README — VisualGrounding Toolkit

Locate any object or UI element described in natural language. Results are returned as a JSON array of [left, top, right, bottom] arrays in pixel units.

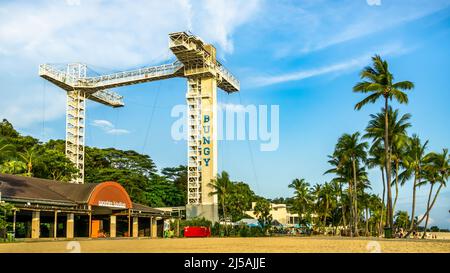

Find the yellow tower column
[[199, 76, 219, 222]]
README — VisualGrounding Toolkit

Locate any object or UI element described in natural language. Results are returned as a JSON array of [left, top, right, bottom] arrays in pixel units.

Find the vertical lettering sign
[[203, 115, 211, 167]]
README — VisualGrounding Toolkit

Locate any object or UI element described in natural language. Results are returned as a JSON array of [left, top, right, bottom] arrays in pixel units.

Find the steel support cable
[[140, 80, 162, 154], [140, 47, 172, 154], [238, 92, 260, 194], [42, 79, 47, 140]]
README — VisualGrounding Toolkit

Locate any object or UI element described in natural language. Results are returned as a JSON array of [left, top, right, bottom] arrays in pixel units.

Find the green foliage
[[226, 182, 256, 221], [253, 199, 272, 234], [394, 210, 410, 229], [0, 160, 27, 175], [179, 217, 212, 229], [0, 202, 14, 233]]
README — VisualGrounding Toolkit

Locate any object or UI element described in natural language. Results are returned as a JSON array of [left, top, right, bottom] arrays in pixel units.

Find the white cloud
[[251, 42, 412, 87], [0, 84, 66, 128], [92, 119, 129, 135], [0, 0, 260, 68], [264, 0, 450, 58], [0, 0, 260, 131], [92, 120, 113, 128], [418, 214, 434, 225]]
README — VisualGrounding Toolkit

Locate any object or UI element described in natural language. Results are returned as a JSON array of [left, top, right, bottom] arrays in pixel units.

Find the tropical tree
[[253, 199, 273, 235], [366, 143, 386, 235], [399, 134, 428, 231], [404, 149, 449, 238], [364, 107, 411, 218], [421, 149, 449, 238], [0, 160, 27, 174], [0, 137, 15, 162], [226, 182, 256, 221], [208, 171, 233, 234], [0, 202, 15, 241], [335, 132, 368, 236], [315, 182, 336, 232], [18, 145, 38, 176], [394, 210, 410, 230], [288, 178, 313, 224], [325, 154, 349, 229], [354, 54, 414, 231]]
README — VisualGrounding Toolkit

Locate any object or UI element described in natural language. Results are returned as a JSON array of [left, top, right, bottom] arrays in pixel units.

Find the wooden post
[[132, 216, 139, 238], [110, 215, 116, 238], [176, 218, 180, 237], [127, 209, 131, 237], [66, 213, 74, 239], [53, 211, 58, 239], [31, 211, 40, 239], [88, 212, 92, 238], [12, 210, 16, 238]]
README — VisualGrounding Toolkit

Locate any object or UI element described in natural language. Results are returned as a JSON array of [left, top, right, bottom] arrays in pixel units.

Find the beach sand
[[1, 234, 450, 253]]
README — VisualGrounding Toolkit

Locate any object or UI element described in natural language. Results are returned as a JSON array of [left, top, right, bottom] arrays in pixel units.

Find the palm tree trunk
[[409, 171, 418, 232], [339, 183, 347, 229], [379, 166, 386, 235], [222, 197, 227, 236], [365, 207, 369, 236], [323, 201, 328, 233], [422, 183, 434, 239], [352, 159, 359, 237], [384, 97, 393, 230], [405, 183, 443, 238], [379, 167, 386, 236], [393, 160, 399, 214], [348, 184, 353, 237]]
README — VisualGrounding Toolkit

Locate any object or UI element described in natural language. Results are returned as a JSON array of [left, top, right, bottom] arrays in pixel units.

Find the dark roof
[[0, 174, 97, 206], [132, 202, 166, 215], [0, 174, 168, 214]]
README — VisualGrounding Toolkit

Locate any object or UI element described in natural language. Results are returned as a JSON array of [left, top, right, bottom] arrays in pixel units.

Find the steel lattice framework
[[39, 32, 239, 221]]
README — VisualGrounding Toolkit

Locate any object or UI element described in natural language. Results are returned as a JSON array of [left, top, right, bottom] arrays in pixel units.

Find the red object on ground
[[184, 226, 211, 237]]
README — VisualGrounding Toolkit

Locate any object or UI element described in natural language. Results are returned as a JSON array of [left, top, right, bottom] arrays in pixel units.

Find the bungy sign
[[98, 200, 127, 209], [203, 114, 211, 167]]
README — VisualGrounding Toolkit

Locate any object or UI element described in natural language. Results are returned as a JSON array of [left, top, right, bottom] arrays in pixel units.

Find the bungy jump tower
[[39, 32, 240, 222]]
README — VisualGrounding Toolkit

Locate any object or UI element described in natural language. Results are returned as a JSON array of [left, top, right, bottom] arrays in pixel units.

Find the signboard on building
[[98, 200, 126, 209]]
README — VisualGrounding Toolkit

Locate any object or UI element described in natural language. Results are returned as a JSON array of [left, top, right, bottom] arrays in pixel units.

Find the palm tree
[[364, 107, 411, 222], [316, 182, 335, 233], [354, 55, 414, 231], [394, 211, 410, 230], [0, 137, 15, 161], [288, 178, 312, 224], [360, 192, 372, 236], [391, 136, 409, 213], [325, 154, 349, 229], [335, 132, 368, 236], [404, 149, 449, 238], [366, 144, 386, 235], [421, 149, 449, 238], [208, 171, 232, 234], [399, 134, 428, 232], [18, 146, 38, 176]]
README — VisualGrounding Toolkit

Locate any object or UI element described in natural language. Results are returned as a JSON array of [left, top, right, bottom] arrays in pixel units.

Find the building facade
[[245, 202, 300, 227], [0, 174, 171, 239]]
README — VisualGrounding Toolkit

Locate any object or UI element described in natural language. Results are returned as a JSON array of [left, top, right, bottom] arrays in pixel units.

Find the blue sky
[[0, 0, 449, 228]]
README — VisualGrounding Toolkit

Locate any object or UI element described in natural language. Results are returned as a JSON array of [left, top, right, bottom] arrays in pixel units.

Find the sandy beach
[[1, 235, 449, 253]]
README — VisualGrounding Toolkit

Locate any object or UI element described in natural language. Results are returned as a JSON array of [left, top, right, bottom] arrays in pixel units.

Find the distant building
[[245, 202, 299, 227]]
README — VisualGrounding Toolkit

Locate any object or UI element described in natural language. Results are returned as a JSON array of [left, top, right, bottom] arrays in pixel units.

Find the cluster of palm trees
[[288, 55, 449, 238]]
